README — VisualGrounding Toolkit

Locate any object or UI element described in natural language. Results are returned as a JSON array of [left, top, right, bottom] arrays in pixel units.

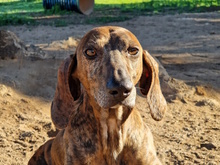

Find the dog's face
[[75, 27, 143, 109], [51, 26, 167, 129]]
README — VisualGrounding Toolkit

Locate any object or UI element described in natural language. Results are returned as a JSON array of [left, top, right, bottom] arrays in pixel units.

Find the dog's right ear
[[51, 54, 81, 129]]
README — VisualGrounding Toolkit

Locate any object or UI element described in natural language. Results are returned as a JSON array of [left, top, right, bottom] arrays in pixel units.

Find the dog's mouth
[[109, 100, 135, 109], [95, 86, 136, 109]]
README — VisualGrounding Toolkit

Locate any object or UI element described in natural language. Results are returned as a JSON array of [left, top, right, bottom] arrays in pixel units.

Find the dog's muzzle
[[107, 77, 133, 102]]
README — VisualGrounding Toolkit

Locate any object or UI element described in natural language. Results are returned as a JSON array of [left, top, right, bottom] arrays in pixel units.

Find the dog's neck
[[83, 92, 132, 161], [98, 106, 132, 162]]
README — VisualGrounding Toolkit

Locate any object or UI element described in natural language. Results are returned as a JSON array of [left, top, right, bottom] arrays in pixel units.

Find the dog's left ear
[[51, 54, 81, 129], [139, 50, 167, 121]]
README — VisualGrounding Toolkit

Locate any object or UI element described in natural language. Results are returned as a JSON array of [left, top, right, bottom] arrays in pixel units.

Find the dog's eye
[[85, 49, 97, 57], [127, 47, 139, 55]]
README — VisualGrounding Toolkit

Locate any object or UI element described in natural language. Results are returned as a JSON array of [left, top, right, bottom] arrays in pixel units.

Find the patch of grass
[[90, 0, 220, 24], [0, 0, 71, 25], [0, 0, 220, 26], [0, 13, 35, 25], [0, 0, 42, 25], [54, 19, 68, 27], [95, 0, 220, 14], [44, 4, 72, 15]]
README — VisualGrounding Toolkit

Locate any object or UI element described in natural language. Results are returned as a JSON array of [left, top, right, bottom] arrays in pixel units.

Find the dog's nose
[[107, 80, 133, 100]]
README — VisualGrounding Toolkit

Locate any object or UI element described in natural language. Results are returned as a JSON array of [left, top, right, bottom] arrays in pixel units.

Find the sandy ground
[[0, 12, 220, 164]]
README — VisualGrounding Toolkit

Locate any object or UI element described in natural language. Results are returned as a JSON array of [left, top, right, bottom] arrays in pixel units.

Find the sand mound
[[0, 12, 220, 164]]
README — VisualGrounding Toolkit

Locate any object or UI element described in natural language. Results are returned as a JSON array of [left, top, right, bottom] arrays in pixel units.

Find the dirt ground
[[0, 12, 220, 165]]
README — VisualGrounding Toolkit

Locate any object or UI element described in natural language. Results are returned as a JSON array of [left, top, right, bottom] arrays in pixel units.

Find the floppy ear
[[51, 54, 81, 129], [139, 50, 167, 121]]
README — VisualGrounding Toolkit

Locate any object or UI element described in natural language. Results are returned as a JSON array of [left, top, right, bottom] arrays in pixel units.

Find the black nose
[[107, 79, 133, 100]]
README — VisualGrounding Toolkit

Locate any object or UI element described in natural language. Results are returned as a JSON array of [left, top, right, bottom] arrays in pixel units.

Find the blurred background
[[1, 0, 220, 26]]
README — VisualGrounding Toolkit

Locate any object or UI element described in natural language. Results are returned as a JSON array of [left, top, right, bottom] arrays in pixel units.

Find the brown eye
[[127, 47, 139, 55], [85, 49, 97, 57]]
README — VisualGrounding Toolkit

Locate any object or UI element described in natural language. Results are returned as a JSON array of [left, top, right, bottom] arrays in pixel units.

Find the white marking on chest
[[100, 106, 124, 160]]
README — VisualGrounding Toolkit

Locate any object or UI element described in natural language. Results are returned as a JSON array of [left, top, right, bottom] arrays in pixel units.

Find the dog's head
[[51, 26, 167, 129]]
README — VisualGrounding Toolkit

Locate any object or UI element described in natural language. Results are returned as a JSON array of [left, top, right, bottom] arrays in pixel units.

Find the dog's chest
[[65, 109, 138, 165]]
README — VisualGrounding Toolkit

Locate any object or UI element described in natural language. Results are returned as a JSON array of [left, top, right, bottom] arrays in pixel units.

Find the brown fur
[[28, 26, 167, 165]]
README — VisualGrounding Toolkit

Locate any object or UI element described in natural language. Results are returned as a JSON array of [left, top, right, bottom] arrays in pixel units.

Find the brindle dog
[[28, 26, 167, 165]]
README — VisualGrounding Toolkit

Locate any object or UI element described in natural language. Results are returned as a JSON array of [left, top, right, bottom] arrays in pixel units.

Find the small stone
[[21, 98, 28, 103], [200, 143, 216, 150], [195, 101, 206, 106], [0, 30, 25, 59], [195, 86, 206, 96]]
